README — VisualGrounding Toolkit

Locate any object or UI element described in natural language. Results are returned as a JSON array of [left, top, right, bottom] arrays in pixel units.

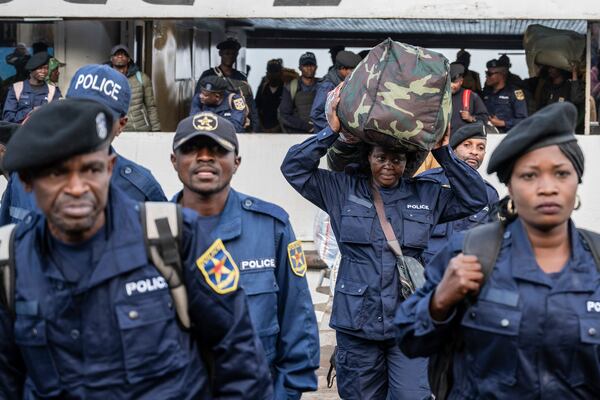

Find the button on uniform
[[128, 310, 139, 320]]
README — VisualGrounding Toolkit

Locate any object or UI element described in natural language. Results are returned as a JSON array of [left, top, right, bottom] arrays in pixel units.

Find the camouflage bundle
[[337, 38, 451, 155]]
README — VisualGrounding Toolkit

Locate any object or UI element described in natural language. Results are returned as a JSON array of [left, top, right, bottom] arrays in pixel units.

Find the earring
[[574, 195, 581, 210], [507, 198, 517, 216]]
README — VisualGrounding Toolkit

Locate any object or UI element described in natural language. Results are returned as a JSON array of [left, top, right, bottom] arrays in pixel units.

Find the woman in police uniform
[[281, 91, 488, 399], [396, 101, 600, 398]]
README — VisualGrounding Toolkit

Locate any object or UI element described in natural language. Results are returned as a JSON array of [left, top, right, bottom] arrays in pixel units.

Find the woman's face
[[368, 146, 407, 188], [508, 145, 578, 231]]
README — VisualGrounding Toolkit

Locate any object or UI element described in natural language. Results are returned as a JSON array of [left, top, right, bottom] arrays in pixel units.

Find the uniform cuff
[[414, 290, 456, 335], [316, 126, 338, 143]]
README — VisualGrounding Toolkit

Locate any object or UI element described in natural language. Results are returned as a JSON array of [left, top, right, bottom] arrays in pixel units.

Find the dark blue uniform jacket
[[190, 93, 246, 133], [280, 128, 487, 340], [0, 149, 166, 226], [482, 85, 528, 132], [309, 70, 342, 132], [419, 167, 499, 265], [2, 80, 62, 123], [396, 218, 600, 399], [173, 189, 319, 399], [0, 187, 273, 399]]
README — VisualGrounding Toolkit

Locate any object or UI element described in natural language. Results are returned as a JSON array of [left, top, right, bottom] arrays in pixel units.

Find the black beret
[[3, 99, 114, 173], [0, 121, 19, 145], [25, 52, 50, 71], [217, 38, 241, 51], [200, 76, 228, 92], [449, 122, 487, 149], [486, 59, 503, 69], [487, 102, 579, 183], [173, 112, 238, 154], [450, 62, 465, 81], [335, 51, 362, 68]]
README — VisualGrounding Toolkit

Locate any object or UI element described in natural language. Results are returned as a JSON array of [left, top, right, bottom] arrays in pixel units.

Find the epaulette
[[240, 195, 289, 223]]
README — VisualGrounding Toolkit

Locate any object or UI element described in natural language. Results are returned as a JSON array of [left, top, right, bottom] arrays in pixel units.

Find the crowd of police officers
[[0, 36, 598, 400]]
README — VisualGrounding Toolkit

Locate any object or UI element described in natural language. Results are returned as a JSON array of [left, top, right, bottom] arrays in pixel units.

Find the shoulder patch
[[196, 239, 239, 294], [233, 97, 246, 111], [287, 240, 307, 277], [514, 89, 525, 101], [241, 195, 289, 223]]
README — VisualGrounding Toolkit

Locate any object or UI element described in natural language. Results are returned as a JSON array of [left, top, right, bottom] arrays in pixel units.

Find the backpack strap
[[140, 202, 190, 329], [462, 220, 505, 283], [12, 81, 24, 102], [0, 224, 17, 317], [578, 229, 600, 272], [461, 89, 472, 111], [290, 79, 299, 101], [135, 71, 143, 86], [47, 84, 56, 103]]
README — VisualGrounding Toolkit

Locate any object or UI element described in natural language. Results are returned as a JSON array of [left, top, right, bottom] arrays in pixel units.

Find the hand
[[325, 83, 344, 133], [429, 254, 484, 321], [489, 115, 505, 128], [459, 110, 475, 123], [571, 65, 579, 81]]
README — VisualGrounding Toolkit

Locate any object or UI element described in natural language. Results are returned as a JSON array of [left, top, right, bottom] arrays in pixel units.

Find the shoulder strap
[[0, 224, 17, 317], [370, 182, 402, 257], [463, 221, 504, 283], [13, 81, 23, 102], [140, 202, 190, 329], [47, 84, 56, 103], [290, 79, 299, 100], [135, 71, 143, 86], [461, 89, 472, 111], [578, 229, 600, 271]]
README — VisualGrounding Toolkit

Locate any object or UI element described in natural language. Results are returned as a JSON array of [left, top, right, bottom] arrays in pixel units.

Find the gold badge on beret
[[193, 113, 218, 131]]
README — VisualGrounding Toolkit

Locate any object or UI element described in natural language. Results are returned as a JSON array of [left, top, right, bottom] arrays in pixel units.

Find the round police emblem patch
[[193, 113, 218, 131], [95, 112, 108, 139]]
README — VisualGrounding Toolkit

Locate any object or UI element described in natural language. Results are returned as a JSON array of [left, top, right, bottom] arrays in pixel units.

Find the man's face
[[23, 148, 115, 243], [300, 64, 317, 79], [453, 138, 487, 170], [339, 67, 355, 79], [49, 68, 60, 83], [199, 90, 223, 106], [219, 49, 238, 68], [485, 68, 504, 86], [111, 50, 130, 68], [450, 77, 463, 94], [31, 64, 49, 82], [171, 136, 240, 197]]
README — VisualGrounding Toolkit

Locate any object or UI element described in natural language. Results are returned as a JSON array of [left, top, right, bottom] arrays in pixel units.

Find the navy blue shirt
[[482, 85, 528, 132]]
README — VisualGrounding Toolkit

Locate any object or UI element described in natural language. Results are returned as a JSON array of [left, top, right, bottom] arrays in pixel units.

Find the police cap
[[217, 38, 241, 51], [335, 51, 361, 69], [449, 121, 486, 149], [486, 59, 503, 69], [3, 99, 114, 173], [67, 64, 131, 118], [173, 112, 238, 154], [487, 102, 582, 183], [450, 62, 465, 81], [25, 52, 50, 71], [299, 52, 317, 66], [200, 76, 228, 93]]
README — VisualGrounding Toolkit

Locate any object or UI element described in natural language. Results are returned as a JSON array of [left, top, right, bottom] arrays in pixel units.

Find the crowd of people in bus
[[0, 37, 591, 134]]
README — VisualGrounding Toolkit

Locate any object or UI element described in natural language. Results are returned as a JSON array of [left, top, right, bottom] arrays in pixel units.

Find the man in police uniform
[[190, 75, 247, 133], [0, 99, 272, 399], [419, 122, 499, 264], [170, 111, 320, 399], [195, 37, 259, 132], [0, 64, 166, 226], [279, 52, 319, 133], [483, 59, 528, 133]]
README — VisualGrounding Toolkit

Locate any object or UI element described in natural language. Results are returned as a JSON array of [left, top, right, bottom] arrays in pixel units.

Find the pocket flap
[[341, 204, 376, 218], [403, 211, 433, 224], [242, 273, 279, 295], [579, 317, 600, 344], [116, 295, 174, 330], [431, 223, 448, 237], [336, 280, 368, 296], [461, 301, 521, 336], [15, 318, 47, 346]]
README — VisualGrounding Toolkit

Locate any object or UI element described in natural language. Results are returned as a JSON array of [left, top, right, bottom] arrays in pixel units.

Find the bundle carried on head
[[333, 38, 452, 176]]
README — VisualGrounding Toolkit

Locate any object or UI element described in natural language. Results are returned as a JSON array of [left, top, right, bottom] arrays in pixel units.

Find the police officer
[[278, 52, 319, 133], [2, 52, 62, 123], [419, 122, 499, 265], [450, 63, 489, 132], [0, 99, 273, 399], [483, 58, 528, 133], [0, 64, 167, 226], [396, 102, 599, 398], [282, 89, 487, 399], [310, 50, 361, 132], [190, 76, 246, 133], [171, 111, 320, 399]]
